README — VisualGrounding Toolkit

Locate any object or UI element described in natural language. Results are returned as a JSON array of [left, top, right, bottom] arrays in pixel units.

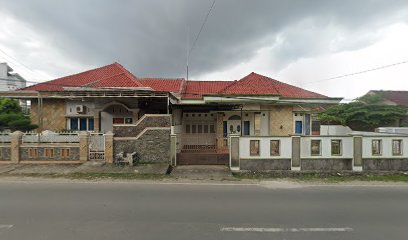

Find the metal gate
[[89, 133, 105, 161]]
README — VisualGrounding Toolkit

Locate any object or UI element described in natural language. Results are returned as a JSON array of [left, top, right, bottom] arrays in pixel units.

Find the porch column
[[291, 136, 301, 171], [216, 112, 224, 150], [104, 131, 114, 164], [79, 131, 89, 163], [93, 109, 100, 132], [10, 131, 23, 163], [353, 136, 363, 171]]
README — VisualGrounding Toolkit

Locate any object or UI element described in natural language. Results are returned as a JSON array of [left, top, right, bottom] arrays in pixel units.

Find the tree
[[318, 98, 407, 131], [0, 98, 37, 132]]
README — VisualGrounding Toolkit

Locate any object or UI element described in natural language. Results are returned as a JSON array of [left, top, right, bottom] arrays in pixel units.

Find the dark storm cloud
[[0, 0, 407, 78]]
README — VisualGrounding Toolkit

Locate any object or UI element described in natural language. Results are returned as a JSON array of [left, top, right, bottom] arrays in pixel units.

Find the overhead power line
[[0, 47, 49, 80], [186, 0, 216, 80], [303, 59, 408, 85]]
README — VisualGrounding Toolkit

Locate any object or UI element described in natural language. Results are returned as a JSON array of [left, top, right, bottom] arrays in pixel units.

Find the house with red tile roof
[[2, 62, 342, 164]]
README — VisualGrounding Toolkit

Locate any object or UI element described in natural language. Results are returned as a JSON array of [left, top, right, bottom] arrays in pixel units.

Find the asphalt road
[[0, 180, 407, 240]]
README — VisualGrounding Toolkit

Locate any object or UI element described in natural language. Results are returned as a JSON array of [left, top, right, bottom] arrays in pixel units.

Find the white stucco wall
[[362, 136, 408, 158], [300, 136, 353, 159], [239, 137, 292, 159]]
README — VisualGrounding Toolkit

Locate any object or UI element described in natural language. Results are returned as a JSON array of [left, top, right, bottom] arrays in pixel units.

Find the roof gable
[[218, 72, 326, 98], [21, 62, 144, 91]]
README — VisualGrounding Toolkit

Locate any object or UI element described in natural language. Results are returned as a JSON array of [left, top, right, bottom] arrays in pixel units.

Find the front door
[[228, 120, 241, 135]]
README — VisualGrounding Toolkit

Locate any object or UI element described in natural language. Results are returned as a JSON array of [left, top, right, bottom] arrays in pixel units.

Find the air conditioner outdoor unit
[[76, 105, 85, 113]]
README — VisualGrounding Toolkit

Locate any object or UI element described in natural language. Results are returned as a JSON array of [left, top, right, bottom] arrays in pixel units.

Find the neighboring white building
[[0, 62, 26, 91], [0, 62, 28, 111]]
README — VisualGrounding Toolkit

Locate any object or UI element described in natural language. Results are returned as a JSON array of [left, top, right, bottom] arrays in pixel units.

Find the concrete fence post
[[229, 134, 240, 171], [353, 136, 363, 172], [170, 134, 177, 166], [10, 131, 23, 164], [291, 136, 301, 171], [104, 131, 114, 164], [79, 131, 89, 163]]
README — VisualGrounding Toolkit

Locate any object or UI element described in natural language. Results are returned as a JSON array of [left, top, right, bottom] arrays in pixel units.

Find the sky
[[0, 0, 407, 100]]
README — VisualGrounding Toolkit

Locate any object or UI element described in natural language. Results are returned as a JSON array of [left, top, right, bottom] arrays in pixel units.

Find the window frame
[[270, 140, 280, 156], [250, 140, 260, 156], [310, 139, 321, 156], [372, 139, 382, 156], [331, 139, 342, 156], [392, 139, 403, 156]]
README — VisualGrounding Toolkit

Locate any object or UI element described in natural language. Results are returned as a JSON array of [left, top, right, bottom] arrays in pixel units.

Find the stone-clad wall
[[301, 159, 352, 171], [240, 159, 291, 171], [113, 115, 171, 137], [0, 146, 11, 161], [20, 146, 80, 161], [363, 159, 408, 171], [114, 129, 171, 164]]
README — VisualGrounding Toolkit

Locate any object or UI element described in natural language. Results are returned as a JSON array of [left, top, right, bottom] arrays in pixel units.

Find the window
[[69, 118, 94, 131], [209, 124, 215, 133], [250, 140, 260, 156], [113, 118, 124, 124], [44, 148, 54, 158], [185, 124, 191, 133], [311, 140, 321, 155], [192, 125, 197, 134], [331, 140, 342, 155], [61, 148, 70, 158], [311, 121, 321, 135], [243, 121, 250, 136], [28, 148, 38, 158], [197, 124, 203, 133], [125, 118, 133, 124], [254, 113, 261, 136], [295, 121, 303, 134], [270, 140, 280, 156], [372, 140, 382, 155], [203, 125, 209, 133], [392, 140, 402, 156]]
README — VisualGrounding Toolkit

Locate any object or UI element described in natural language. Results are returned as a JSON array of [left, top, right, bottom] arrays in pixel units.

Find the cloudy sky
[[0, 0, 408, 100]]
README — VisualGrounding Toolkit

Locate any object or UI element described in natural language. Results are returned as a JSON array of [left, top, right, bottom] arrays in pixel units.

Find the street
[[0, 180, 407, 240]]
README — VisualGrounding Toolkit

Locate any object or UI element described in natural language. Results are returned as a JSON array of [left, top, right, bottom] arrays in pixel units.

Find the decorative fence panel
[[89, 133, 105, 161], [22, 131, 80, 143], [0, 132, 11, 143]]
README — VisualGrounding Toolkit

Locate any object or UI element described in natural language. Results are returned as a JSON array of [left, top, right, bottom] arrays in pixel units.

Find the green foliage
[[319, 99, 407, 131], [0, 98, 21, 113], [0, 98, 37, 131]]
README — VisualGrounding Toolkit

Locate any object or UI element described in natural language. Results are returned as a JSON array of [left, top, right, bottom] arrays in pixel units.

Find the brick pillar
[[216, 112, 224, 150], [291, 136, 301, 171], [229, 134, 240, 170], [79, 131, 89, 162], [353, 136, 363, 171], [170, 134, 177, 166], [104, 131, 114, 164], [10, 131, 23, 163]]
